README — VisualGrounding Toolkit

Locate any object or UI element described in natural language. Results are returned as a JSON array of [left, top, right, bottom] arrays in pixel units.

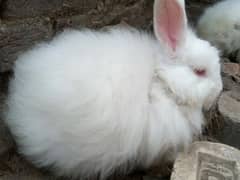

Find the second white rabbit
[[197, 0, 240, 56]]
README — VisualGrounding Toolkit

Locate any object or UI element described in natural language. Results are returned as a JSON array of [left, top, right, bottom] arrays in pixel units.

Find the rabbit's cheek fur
[[195, 79, 215, 105], [155, 64, 209, 107], [202, 80, 222, 110]]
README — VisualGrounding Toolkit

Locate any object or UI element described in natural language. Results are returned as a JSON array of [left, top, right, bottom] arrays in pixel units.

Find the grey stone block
[[216, 91, 240, 149], [0, 18, 53, 72], [171, 142, 240, 180]]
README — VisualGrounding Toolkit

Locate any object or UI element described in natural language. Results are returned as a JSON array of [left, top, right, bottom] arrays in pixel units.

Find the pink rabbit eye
[[194, 69, 206, 77]]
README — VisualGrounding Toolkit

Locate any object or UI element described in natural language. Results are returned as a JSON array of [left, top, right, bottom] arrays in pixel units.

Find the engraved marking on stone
[[196, 152, 237, 180]]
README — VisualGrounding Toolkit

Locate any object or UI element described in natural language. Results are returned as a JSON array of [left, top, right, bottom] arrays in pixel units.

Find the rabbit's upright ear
[[154, 0, 187, 53]]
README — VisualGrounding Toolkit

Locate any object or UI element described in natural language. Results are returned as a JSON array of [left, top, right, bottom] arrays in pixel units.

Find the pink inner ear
[[155, 0, 185, 51]]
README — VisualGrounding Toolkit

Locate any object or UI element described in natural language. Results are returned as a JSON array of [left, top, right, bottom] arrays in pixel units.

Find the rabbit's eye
[[194, 69, 206, 77]]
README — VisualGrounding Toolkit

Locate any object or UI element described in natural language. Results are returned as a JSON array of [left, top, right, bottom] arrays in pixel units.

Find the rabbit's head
[[153, 0, 222, 109]]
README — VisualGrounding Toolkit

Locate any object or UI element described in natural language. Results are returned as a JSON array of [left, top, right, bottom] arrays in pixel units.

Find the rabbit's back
[[6, 29, 157, 177]]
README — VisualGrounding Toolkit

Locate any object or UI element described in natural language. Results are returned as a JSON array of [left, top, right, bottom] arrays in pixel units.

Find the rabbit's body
[[5, 0, 222, 178], [197, 0, 240, 55], [7, 29, 200, 177]]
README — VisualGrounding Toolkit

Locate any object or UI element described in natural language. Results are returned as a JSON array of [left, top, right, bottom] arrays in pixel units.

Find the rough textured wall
[[0, 0, 218, 73]]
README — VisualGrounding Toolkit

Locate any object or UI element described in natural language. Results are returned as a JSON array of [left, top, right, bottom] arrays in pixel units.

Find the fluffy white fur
[[5, 0, 222, 179], [197, 0, 240, 55]]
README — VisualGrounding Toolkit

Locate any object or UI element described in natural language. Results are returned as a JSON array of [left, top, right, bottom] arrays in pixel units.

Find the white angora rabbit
[[197, 0, 240, 56], [5, 0, 222, 178]]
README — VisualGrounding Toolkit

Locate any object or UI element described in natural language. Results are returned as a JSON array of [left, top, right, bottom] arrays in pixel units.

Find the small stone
[[171, 141, 240, 180], [222, 75, 239, 91], [222, 63, 240, 77], [218, 91, 240, 123], [97, 1, 105, 12], [221, 57, 231, 62], [236, 50, 240, 63]]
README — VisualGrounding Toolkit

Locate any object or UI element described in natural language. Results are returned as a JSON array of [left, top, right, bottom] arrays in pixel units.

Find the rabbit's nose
[[194, 69, 206, 77]]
